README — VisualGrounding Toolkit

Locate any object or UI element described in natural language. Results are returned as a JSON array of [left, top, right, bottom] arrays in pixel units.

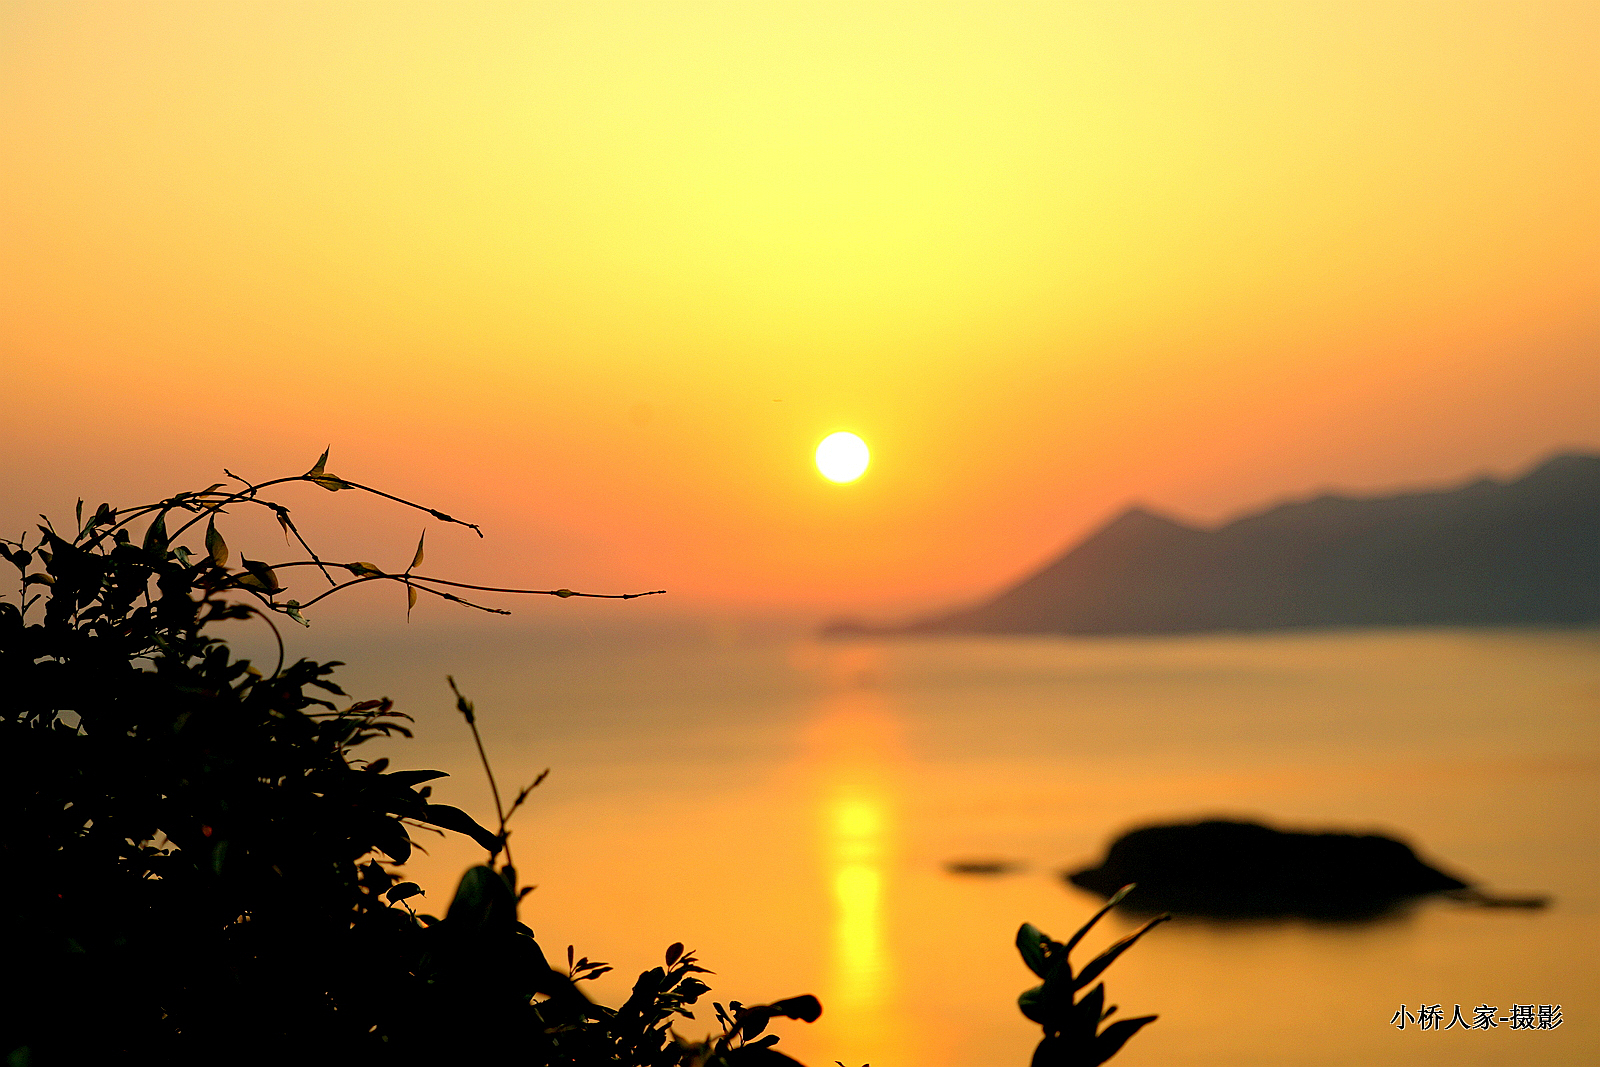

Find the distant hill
[[829, 453, 1600, 636]]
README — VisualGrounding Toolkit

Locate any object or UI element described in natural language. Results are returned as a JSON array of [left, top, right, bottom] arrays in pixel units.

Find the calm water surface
[[319, 627, 1598, 1067]]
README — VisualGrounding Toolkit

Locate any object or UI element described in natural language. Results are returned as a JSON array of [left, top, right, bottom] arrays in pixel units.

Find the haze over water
[[313, 623, 1599, 1067]]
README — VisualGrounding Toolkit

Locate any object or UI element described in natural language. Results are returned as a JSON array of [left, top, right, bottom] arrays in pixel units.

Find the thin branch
[[163, 493, 337, 586], [503, 769, 550, 824], [338, 480, 484, 538], [267, 504, 337, 586], [289, 575, 511, 614], [448, 676, 510, 867], [263, 561, 665, 604], [50, 462, 662, 632], [405, 575, 666, 600], [113, 475, 302, 542], [240, 604, 287, 680]]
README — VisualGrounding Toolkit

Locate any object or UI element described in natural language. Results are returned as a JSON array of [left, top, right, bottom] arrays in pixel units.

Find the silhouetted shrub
[[2, 452, 1162, 1067], [0, 455, 814, 1066]]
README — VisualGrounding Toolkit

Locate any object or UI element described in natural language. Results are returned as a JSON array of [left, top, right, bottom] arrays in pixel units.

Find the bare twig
[[448, 676, 510, 866]]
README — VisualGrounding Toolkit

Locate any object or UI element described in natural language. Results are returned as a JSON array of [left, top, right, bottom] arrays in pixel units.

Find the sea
[[299, 623, 1598, 1067]]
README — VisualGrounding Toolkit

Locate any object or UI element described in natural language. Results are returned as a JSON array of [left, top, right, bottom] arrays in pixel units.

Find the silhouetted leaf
[[1072, 982, 1106, 1041], [1017, 922, 1054, 978], [238, 558, 281, 593], [445, 864, 517, 935], [1089, 1015, 1159, 1066], [410, 530, 425, 571], [383, 769, 449, 788], [205, 520, 228, 567], [386, 881, 424, 904], [370, 817, 413, 864], [769, 995, 822, 1022], [142, 514, 168, 554], [666, 942, 685, 966], [1063, 883, 1136, 957], [347, 561, 383, 578], [305, 448, 350, 491], [421, 803, 501, 853], [1072, 915, 1169, 992], [1018, 984, 1047, 1024]]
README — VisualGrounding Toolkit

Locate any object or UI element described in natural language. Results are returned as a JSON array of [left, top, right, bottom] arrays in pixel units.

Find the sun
[[815, 431, 870, 483]]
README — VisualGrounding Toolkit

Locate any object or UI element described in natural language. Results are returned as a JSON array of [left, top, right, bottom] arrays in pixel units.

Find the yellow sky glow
[[3, 1, 1597, 613]]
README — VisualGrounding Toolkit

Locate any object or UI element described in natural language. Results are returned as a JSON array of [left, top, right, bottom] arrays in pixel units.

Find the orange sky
[[3, 1, 1597, 618]]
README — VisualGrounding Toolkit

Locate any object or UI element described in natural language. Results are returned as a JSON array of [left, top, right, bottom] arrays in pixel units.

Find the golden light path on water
[[807, 644, 909, 1067], [831, 797, 884, 1007]]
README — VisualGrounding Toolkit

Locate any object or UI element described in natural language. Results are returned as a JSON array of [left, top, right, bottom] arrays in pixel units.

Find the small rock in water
[[1066, 818, 1516, 919], [945, 859, 1023, 876]]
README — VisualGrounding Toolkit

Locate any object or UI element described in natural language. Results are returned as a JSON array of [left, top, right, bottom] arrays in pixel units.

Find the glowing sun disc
[[815, 431, 870, 483]]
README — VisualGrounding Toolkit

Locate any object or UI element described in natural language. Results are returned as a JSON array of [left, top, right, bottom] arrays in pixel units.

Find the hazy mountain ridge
[[834, 453, 1600, 636]]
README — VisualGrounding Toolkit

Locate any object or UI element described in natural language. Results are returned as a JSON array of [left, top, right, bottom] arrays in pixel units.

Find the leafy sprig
[[2, 447, 664, 634], [1015, 884, 1169, 1067]]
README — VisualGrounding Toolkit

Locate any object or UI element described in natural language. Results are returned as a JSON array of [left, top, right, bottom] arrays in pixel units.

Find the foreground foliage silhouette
[[2, 452, 1164, 1066], [0, 455, 817, 1065], [1015, 885, 1168, 1067]]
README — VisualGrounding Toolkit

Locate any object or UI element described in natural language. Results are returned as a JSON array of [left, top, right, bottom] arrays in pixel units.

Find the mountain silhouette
[[832, 453, 1600, 636]]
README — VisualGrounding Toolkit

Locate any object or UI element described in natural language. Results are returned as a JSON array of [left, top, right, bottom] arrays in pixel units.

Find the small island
[[1067, 819, 1544, 920]]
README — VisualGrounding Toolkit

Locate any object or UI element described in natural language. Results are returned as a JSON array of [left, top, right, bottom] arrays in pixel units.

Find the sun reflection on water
[[830, 798, 886, 1007], [802, 642, 910, 1065]]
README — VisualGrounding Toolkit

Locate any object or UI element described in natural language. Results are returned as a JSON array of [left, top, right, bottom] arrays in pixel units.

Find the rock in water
[[1067, 819, 1469, 919]]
